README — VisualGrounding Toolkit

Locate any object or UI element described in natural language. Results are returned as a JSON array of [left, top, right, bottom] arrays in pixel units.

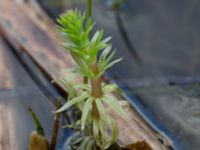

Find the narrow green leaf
[[52, 79, 77, 100], [81, 98, 93, 130], [104, 95, 126, 117], [95, 99, 105, 120], [118, 100, 130, 108], [103, 84, 118, 93], [54, 93, 88, 113], [93, 119, 100, 143], [71, 134, 84, 145], [104, 115, 118, 146], [96, 115, 119, 149], [77, 137, 90, 150], [101, 45, 112, 60], [102, 36, 112, 44], [91, 31, 100, 43], [63, 120, 81, 129], [85, 138, 94, 150], [75, 84, 90, 91], [105, 50, 116, 64], [105, 58, 123, 69]]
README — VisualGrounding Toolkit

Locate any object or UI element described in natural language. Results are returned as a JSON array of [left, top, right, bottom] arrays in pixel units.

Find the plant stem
[[87, 0, 92, 18], [90, 63, 103, 98], [91, 78, 102, 98], [83, 76, 88, 84], [90, 63, 102, 119], [84, 0, 92, 84], [50, 97, 62, 150]]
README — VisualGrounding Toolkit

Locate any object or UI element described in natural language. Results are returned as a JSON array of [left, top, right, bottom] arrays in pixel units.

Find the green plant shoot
[[54, 10, 127, 149]]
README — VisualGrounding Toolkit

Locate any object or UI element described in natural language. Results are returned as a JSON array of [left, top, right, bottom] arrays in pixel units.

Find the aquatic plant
[[54, 5, 127, 149]]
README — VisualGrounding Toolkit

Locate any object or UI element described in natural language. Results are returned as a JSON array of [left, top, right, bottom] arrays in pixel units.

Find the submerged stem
[[91, 78, 102, 98], [90, 63, 102, 119], [90, 63, 103, 98]]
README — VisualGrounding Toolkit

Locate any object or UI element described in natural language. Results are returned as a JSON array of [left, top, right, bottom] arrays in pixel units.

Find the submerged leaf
[[95, 99, 105, 120], [55, 93, 89, 113], [63, 120, 81, 129], [77, 137, 91, 150], [103, 84, 119, 94], [81, 98, 93, 130], [104, 95, 126, 117], [93, 119, 100, 145], [85, 138, 94, 150], [95, 115, 119, 149], [103, 115, 118, 148]]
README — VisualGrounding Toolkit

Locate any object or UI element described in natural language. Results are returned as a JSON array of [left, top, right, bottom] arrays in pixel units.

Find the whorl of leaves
[[55, 10, 127, 149], [57, 10, 122, 78]]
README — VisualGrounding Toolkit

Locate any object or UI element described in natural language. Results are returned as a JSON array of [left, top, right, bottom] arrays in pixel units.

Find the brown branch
[[50, 97, 62, 150]]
